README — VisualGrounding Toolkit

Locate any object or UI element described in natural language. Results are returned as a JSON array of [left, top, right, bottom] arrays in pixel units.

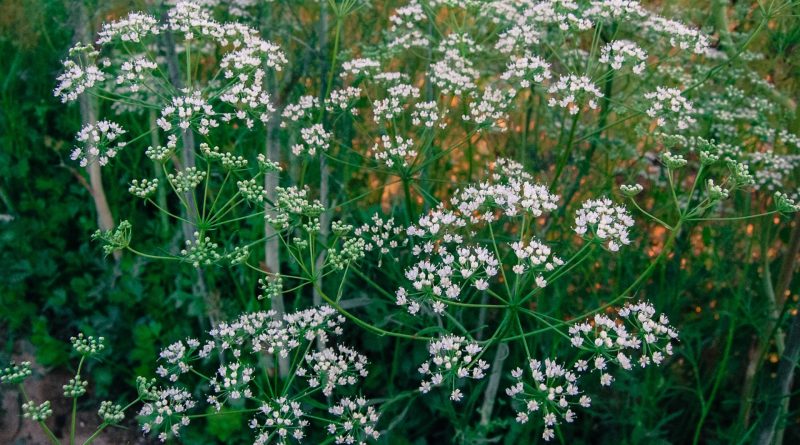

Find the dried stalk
[[70, 0, 119, 261]]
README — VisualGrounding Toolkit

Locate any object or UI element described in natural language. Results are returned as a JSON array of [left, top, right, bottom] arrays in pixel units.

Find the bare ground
[[1, 342, 148, 445]]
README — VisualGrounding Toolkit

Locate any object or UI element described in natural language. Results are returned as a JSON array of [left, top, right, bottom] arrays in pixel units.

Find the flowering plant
[[4, 0, 800, 444]]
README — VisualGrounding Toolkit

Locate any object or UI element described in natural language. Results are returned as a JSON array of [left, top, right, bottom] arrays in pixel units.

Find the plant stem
[[551, 112, 580, 190], [18, 384, 60, 445], [560, 69, 614, 211], [82, 423, 109, 445], [479, 342, 509, 428], [313, 282, 432, 341], [692, 313, 736, 444], [70, 355, 85, 445], [402, 176, 416, 223]]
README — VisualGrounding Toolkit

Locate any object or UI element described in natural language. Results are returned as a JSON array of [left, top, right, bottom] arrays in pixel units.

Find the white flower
[[372, 135, 417, 168], [54, 58, 106, 103], [327, 397, 380, 443], [281, 95, 320, 127], [644, 87, 696, 130], [96, 12, 159, 44], [116, 56, 158, 92], [340, 58, 381, 78], [431, 53, 478, 95], [464, 87, 514, 130], [418, 335, 489, 401], [157, 90, 218, 135], [506, 358, 586, 440], [501, 53, 551, 88], [599, 40, 647, 74], [548, 74, 603, 115], [70, 120, 127, 167], [292, 124, 331, 156], [411, 101, 446, 129], [574, 198, 634, 251], [644, 15, 710, 55]]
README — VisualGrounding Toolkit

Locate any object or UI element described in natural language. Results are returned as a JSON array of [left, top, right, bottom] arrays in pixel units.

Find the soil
[[0, 342, 149, 445]]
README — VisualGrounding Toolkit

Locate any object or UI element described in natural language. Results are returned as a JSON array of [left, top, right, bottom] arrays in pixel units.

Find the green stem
[[692, 314, 736, 444], [502, 219, 682, 342], [41, 421, 61, 445], [18, 385, 60, 445], [70, 355, 86, 445], [145, 198, 191, 224], [185, 40, 191, 90], [126, 247, 177, 261], [551, 112, 580, 189], [187, 408, 259, 419], [402, 176, 416, 223], [82, 423, 109, 445], [313, 283, 432, 341], [629, 198, 674, 230], [688, 210, 779, 222], [514, 313, 532, 359]]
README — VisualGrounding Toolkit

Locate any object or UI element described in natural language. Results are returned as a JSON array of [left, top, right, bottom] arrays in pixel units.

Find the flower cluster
[[1, 361, 32, 385], [63, 374, 88, 397], [71, 333, 106, 355], [54, 58, 106, 103], [218, 69, 276, 128], [599, 40, 647, 74], [251, 397, 308, 444], [397, 245, 500, 315], [167, 167, 205, 193], [297, 345, 369, 397], [644, 87, 696, 130], [574, 198, 634, 251], [506, 359, 589, 441], [511, 239, 564, 287], [326, 86, 362, 114], [116, 57, 157, 92], [91, 220, 132, 255], [372, 135, 417, 169], [282, 95, 320, 127], [411, 101, 446, 129], [139, 386, 196, 442], [373, 83, 419, 123], [23, 401, 53, 422], [501, 53, 552, 88], [98, 401, 125, 424], [464, 87, 514, 129], [569, 301, 678, 383], [180, 232, 222, 267], [156, 91, 218, 135], [327, 397, 381, 445], [96, 12, 159, 44], [201, 143, 249, 169], [266, 186, 325, 231], [292, 124, 331, 156], [548, 74, 603, 115], [418, 335, 489, 402], [140, 305, 377, 443], [129, 178, 159, 199], [70, 120, 127, 167], [340, 58, 381, 78], [355, 213, 407, 264], [644, 15, 709, 54], [430, 53, 478, 95], [394, 159, 563, 315]]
